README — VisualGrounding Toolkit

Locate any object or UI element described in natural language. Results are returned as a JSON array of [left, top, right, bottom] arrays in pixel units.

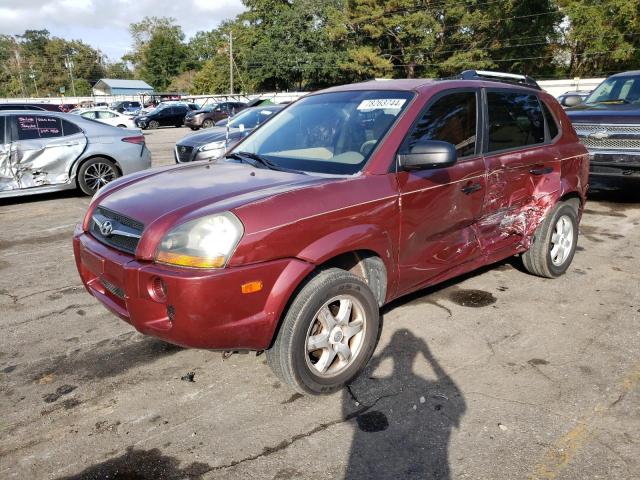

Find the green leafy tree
[[557, 0, 640, 76]]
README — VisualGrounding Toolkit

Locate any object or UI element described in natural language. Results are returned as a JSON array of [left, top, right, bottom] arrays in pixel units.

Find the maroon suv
[[74, 72, 589, 394]]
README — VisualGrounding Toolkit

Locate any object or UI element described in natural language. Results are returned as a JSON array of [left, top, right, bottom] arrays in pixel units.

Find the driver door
[[396, 89, 487, 295]]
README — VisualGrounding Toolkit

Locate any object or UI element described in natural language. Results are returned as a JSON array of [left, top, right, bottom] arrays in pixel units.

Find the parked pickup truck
[[564, 71, 640, 182], [74, 71, 588, 394]]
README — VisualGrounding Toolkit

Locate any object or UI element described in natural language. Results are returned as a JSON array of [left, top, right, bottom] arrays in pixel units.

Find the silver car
[[0, 110, 151, 198]]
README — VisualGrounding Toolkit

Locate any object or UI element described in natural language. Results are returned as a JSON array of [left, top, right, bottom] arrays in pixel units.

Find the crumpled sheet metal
[[0, 136, 86, 192]]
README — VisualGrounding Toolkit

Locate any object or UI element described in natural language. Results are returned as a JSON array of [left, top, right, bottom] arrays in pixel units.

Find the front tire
[[266, 268, 380, 395], [522, 201, 579, 278], [202, 119, 214, 129], [77, 157, 119, 196], [148, 120, 159, 129]]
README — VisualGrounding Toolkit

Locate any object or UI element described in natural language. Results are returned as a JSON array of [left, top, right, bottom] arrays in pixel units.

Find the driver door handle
[[461, 183, 482, 195]]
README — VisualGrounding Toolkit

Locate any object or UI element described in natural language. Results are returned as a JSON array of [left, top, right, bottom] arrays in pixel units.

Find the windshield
[[585, 75, 640, 104], [228, 108, 278, 130], [232, 90, 413, 175]]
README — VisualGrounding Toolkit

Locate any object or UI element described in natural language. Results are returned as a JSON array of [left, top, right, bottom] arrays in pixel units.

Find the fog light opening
[[150, 276, 168, 302], [167, 305, 175, 322]]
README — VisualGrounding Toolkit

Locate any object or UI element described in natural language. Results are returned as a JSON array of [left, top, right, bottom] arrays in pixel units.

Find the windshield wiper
[[594, 98, 631, 104], [226, 151, 304, 174]]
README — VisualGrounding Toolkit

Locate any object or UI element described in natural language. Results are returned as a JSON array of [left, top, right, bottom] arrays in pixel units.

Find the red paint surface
[[74, 80, 589, 351]]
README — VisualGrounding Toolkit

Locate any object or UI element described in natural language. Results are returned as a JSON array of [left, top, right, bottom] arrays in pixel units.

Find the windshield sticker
[[357, 99, 407, 111], [260, 110, 273, 115]]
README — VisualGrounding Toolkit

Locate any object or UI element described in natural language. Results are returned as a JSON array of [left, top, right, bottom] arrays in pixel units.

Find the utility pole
[[14, 51, 26, 98], [229, 31, 233, 95], [29, 65, 39, 98], [64, 55, 77, 98]]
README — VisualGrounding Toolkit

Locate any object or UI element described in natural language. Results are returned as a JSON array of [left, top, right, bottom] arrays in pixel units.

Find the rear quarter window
[[541, 102, 559, 140]]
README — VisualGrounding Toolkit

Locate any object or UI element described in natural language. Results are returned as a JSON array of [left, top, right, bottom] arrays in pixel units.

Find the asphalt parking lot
[[1, 126, 639, 479]]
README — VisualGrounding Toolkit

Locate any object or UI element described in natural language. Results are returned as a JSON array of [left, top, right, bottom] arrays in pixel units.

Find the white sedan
[[76, 109, 137, 129]]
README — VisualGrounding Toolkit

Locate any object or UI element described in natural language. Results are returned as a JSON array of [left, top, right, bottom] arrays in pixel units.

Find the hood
[[97, 162, 329, 231], [566, 103, 640, 124], [188, 109, 209, 116], [176, 127, 242, 147]]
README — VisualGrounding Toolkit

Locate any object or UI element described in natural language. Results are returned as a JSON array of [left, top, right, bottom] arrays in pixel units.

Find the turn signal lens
[[156, 251, 226, 268], [241, 281, 263, 294]]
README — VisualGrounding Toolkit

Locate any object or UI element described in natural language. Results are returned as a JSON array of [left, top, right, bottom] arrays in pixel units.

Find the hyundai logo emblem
[[100, 220, 114, 237], [588, 129, 610, 140]]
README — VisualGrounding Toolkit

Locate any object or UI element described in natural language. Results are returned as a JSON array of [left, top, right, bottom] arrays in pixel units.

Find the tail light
[[122, 135, 145, 145]]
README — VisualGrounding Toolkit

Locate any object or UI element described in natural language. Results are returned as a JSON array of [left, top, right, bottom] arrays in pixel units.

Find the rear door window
[[403, 91, 478, 159], [487, 91, 545, 152], [0, 116, 5, 144], [14, 115, 63, 140]]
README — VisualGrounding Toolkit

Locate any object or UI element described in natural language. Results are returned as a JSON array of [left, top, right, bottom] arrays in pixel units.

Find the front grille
[[176, 145, 194, 162], [581, 137, 640, 150], [102, 277, 125, 299], [575, 123, 640, 150], [89, 206, 143, 254], [574, 124, 640, 135]]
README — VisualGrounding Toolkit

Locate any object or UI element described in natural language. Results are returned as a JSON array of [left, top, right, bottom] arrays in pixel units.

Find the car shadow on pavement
[[343, 328, 466, 480]]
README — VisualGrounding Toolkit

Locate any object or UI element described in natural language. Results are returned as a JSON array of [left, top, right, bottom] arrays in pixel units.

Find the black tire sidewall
[[288, 275, 379, 394], [78, 158, 118, 196], [149, 120, 159, 129], [543, 204, 579, 276]]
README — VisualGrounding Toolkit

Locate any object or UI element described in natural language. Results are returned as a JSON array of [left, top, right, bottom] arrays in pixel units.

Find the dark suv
[[135, 104, 195, 129], [565, 71, 640, 182], [184, 102, 247, 130], [74, 71, 588, 394]]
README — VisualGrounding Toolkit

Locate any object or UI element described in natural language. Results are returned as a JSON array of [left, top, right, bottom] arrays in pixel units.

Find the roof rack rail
[[457, 70, 541, 90]]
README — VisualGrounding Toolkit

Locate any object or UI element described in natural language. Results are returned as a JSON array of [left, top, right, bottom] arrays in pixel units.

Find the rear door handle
[[530, 166, 553, 175], [461, 183, 482, 195]]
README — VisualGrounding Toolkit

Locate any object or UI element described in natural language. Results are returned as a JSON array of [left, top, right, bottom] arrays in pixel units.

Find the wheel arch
[[264, 249, 388, 351], [71, 154, 123, 185]]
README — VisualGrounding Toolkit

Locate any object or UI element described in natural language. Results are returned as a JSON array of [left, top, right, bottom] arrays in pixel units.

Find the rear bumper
[[73, 226, 315, 350]]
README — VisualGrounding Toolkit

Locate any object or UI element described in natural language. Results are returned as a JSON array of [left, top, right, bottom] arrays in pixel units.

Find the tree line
[[1, 0, 639, 97]]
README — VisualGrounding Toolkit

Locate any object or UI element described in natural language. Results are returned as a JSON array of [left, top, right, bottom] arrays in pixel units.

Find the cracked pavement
[[1, 127, 639, 479]]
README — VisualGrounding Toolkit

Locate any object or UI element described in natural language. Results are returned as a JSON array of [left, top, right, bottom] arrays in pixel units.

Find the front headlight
[[155, 212, 244, 268], [199, 140, 226, 152]]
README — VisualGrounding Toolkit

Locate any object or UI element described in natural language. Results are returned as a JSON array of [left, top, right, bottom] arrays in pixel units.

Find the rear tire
[[190, 127, 199, 131], [77, 157, 120, 196], [522, 201, 579, 278], [116, 124, 126, 128], [266, 268, 380, 395]]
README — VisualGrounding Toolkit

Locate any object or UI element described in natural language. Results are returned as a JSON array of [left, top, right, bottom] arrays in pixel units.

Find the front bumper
[[184, 116, 203, 128], [587, 150, 640, 178], [73, 226, 314, 350]]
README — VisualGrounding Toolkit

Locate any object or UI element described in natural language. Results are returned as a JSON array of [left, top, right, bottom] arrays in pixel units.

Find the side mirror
[[561, 95, 583, 107], [398, 140, 458, 170]]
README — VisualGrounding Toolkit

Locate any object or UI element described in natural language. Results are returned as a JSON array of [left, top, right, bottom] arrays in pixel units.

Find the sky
[[0, 0, 245, 60]]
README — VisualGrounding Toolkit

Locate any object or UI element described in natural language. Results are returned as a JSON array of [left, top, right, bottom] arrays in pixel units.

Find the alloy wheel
[[83, 162, 116, 192], [550, 214, 574, 266], [305, 295, 367, 377]]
